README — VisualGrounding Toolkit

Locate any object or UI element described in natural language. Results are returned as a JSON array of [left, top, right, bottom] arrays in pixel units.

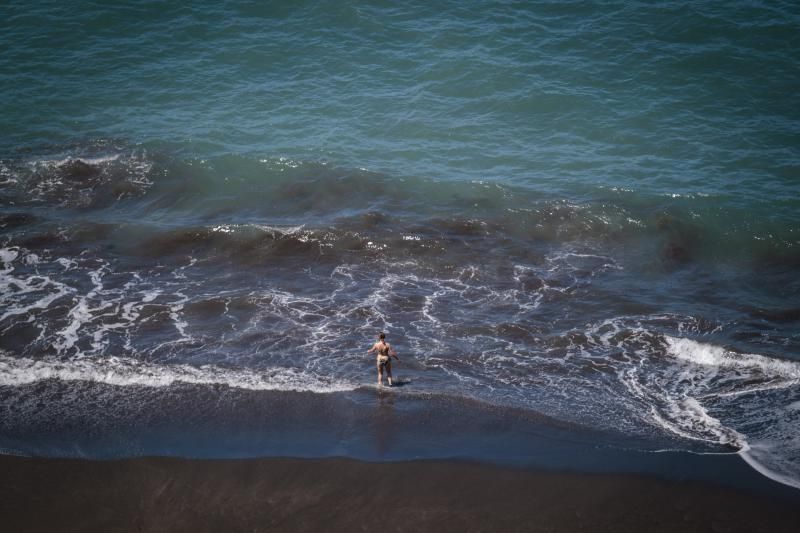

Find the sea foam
[[0, 353, 357, 394]]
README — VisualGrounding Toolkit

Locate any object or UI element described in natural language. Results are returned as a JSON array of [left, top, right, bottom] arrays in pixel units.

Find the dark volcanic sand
[[1, 455, 798, 532]]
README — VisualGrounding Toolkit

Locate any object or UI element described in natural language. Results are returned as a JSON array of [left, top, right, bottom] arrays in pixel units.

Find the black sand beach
[[4, 2, 800, 532], [2, 454, 799, 533]]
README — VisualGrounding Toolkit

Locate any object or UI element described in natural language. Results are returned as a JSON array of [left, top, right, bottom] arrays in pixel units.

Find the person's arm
[[390, 345, 399, 360], [367, 343, 376, 355]]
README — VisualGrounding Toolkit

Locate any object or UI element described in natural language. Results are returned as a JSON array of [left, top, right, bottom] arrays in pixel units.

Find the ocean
[[1, 1, 798, 492]]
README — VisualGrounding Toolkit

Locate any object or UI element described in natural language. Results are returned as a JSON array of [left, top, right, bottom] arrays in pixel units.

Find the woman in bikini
[[367, 332, 399, 386]]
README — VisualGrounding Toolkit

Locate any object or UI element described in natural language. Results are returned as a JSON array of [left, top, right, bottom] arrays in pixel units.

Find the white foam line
[[740, 446, 800, 491], [29, 154, 122, 169], [255, 223, 306, 235], [0, 353, 357, 394], [701, 379, 800, 399], [648, 448, 740, 456]]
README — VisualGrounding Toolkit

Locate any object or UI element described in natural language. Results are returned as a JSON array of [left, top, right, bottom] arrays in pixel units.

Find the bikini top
[[377, 342, 390, 357]]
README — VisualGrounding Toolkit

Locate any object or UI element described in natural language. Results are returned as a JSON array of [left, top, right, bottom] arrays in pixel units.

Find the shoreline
[[3, 382, 799, 501], [2, 454, 799, 532]]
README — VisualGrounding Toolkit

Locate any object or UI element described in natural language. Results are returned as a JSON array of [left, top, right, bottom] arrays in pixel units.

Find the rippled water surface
[[1, 1, 799, 489]]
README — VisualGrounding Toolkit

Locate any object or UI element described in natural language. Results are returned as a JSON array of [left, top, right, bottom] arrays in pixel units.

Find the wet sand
[[1, 454, 798, 532]]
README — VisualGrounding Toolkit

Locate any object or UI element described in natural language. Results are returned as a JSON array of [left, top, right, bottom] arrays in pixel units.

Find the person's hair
[[379, 332, 386, 340]]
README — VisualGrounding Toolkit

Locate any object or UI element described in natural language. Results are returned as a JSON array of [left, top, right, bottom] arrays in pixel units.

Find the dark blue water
[[1, 1, 799, 491]]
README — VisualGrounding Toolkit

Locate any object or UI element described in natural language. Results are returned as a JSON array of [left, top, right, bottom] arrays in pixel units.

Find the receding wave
[[604, 326, 800, 490]]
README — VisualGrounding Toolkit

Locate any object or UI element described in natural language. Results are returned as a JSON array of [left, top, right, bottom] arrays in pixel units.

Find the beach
[[2, 2, 800, 529], [3, 454, 800, 533]]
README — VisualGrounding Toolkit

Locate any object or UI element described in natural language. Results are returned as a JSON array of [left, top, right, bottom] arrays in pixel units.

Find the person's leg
[[377, 363, 383, 386], [386, 361, 393, 386]]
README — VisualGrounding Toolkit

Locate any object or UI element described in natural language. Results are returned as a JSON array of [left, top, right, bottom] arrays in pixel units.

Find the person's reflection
[[373, 387, 395, 457]]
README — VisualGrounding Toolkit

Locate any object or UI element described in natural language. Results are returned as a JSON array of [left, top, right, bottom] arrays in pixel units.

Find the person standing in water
[[367, 332, 399, 386]]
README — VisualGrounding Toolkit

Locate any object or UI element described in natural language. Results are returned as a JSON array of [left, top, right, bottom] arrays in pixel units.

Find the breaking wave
[[0, 352, 356, 394]]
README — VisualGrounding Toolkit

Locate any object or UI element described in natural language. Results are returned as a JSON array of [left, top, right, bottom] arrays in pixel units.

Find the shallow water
[[1, 1, 799, 490]]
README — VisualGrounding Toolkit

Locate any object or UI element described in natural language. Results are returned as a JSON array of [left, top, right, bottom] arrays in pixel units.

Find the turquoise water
[[1, 1, 799, 490], [3, 1, 799, 201]]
